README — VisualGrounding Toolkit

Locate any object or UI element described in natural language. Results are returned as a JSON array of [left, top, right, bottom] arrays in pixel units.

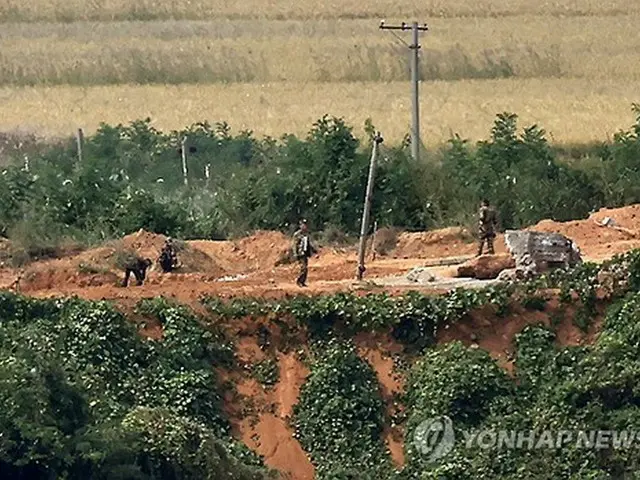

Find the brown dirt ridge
[[3, 204, 640, 478]]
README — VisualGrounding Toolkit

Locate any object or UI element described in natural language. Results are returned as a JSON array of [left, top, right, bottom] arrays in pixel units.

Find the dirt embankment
[[216, 315, 314, 480], [3, 206, 640, 479], [9, 203, 640, 302], [213, 295, 605, 477]]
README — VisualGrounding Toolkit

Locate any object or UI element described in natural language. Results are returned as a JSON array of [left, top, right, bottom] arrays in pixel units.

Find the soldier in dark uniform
[[477, 199, 498, 256], [292, 219, 316, 287], [158, 237, 178, 273], [122, 256, 153, 287]]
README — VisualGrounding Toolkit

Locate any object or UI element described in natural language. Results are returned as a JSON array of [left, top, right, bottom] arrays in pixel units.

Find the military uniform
[[292, 227, 316, 287], [159, 239, 178, 273], [477, 204, 498, 255], [122, 257, 152, 286]]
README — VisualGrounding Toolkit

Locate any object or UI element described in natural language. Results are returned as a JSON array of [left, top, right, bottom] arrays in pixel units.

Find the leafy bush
[[251, 358, 280, 388], [400, 261, 640, 478], [292, 338, 394, 479], [0, 292, 270, 479]]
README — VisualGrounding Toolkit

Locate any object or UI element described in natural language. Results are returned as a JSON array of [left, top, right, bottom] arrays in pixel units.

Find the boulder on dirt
[[504, 230, 581, 278], [456, 254, 515, 280], [405, 267, 436, 283]]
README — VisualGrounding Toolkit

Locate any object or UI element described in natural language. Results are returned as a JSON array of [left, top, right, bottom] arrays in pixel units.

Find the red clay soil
[[189, 230, 291, 275], [527, 205, 640, 260], [437, 298, 603, 374], [218, 315, 315, 480], [14, 203, 640, 303], [392, 227, 493, 259], [7, 205, 640, 480]]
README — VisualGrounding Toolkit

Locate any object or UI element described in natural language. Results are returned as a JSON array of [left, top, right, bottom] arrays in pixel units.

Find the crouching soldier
[[158, 237, 179, 273], [122, 256, 153, 287]]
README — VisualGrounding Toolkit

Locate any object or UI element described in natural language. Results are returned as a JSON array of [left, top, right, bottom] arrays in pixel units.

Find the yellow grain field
[[0, 1, 639, 144], [2, 16, 640, 85], [1, 0, 638, 21], [2, 79, 638, 146]]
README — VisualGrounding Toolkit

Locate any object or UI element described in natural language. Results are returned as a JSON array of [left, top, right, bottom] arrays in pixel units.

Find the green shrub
[[0, 291, 269, 479], [3, 106, 640, 243], [292, 338, 394, 479]]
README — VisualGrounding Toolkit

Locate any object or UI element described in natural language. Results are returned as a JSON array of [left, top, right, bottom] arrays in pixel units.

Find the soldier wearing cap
[[477, 199, 498, 256], [291, 219, 317, 287], [159, 237, 178, 272]]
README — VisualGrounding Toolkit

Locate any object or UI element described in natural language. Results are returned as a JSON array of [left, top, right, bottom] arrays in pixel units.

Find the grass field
[[3, 79, 638, 146], [1, 0, 638, 21], [0, 1, 639, 145]]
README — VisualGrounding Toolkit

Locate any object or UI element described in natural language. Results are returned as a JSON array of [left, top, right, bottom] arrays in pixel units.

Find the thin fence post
[[181, 136, 189, 187], [76, 128, 84, 164]]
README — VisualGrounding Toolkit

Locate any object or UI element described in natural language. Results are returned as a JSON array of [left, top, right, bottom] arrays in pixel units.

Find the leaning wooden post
[[356, 132, 383, 280]]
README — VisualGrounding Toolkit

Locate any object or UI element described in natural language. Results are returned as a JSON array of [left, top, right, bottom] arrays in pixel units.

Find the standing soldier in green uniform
[[292, 219, 316, 287], [158, 237, 179, 273], [477, 199, 498, 256]]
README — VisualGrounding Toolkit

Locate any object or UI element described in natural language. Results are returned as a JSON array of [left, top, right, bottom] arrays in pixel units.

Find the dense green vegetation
[[3, 249, 640, 477], [1, 104, 639, 264], [207, 250, 640, 478], [399, 293, 640, 479], [0, 294, 270, 479]]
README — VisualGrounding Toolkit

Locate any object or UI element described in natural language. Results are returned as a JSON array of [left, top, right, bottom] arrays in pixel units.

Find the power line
[[379, 20, 429, 163]]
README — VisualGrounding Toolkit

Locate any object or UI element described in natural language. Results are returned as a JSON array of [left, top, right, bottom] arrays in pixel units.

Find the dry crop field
[[0, 0, 639, 145]]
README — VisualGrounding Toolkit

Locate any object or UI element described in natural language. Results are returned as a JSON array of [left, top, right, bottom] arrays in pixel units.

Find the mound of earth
[[112, 230, 223, 275], [189, 230, 292, 274], [527, 205, 640, 259], [18, 230, 225, 292], [590, 204, 640, 230], [456, 254, 515, 280], [392, 227, 487, 259], [20, 264, 121, 291]]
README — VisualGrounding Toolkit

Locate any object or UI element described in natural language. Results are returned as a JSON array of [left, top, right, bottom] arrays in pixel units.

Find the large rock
[[504, 230, 581, 278], [456, 254, 515, 280], [405, 267, 436, 283]]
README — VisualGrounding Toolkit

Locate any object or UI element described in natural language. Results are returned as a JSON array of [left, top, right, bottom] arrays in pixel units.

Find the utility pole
[[356, 132, 383, 280], [379, 20, 428, 162]]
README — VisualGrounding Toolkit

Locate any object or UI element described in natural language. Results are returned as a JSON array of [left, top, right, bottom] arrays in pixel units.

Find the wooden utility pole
[[356, 132, 383, 280], [379, 20, 428, 162]]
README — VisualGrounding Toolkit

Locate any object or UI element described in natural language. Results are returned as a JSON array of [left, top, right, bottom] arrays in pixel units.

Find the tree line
[[1, 104, 639, 258]]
